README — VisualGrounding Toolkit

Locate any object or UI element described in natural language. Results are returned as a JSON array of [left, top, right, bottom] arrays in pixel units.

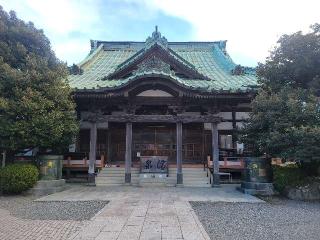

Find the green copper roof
[[68, 31, 257, 93]]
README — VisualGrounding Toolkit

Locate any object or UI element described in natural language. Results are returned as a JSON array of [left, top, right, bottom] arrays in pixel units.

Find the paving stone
[[1, 184, 262, 240], [95, 231, 120, 240]]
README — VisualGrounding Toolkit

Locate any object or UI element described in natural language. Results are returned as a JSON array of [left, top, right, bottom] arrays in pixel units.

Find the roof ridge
[[77, 44, 103, 68]]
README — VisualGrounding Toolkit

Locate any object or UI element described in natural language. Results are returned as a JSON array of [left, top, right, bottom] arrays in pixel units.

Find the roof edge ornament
[[90, 40, 98, 50], [145, 26, 168, 49]]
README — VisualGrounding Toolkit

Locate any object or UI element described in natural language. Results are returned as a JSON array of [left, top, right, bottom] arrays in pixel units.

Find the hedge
[[273, 164, 305, 194], [0, 164, 39, 194]]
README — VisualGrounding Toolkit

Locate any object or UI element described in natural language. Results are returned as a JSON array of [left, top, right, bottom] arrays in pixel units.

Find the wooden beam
[[125, 122, 132, 183], [176, 122, 183, 184], [82, 114, 221, 123], [211, 122, 220, 187]]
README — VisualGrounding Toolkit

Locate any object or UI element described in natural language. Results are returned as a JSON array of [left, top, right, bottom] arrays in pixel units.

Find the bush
[[0, 164, 39, 194], [273, 164, 305, 193], [300, 161, 320, 177]]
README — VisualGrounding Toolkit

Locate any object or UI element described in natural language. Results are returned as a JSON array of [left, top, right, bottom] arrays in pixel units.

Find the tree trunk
[[1, 150, 6, 168]]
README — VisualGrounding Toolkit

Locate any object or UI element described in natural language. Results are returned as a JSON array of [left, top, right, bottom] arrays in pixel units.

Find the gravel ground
[[0, 195, 108, 221], [191, 198, 320, 240]]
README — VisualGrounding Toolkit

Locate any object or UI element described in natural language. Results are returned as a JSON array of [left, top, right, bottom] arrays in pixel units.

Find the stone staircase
[[166, 167, 211, 187], [96, 167, 140, 186], [177, 167, 210, 187], [96, 166, 210, 187]]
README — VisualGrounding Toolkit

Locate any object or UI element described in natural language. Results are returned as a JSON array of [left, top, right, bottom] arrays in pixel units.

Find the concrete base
[[212, 173, 220, 187], [239, 181, 274, 196], [125, 173, 131, 184], [139, 173, 167, 187], [177, 173, 183, 185], [87, 173, 96, 186], [27, 179, 67, 197]]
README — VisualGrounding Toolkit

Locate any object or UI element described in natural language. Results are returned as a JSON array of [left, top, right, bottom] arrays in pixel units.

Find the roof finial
[[145, 25, 168, 49]]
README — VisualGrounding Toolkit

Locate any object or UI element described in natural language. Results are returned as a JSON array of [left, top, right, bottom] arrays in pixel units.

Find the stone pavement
[[37, 184, 262, 240], [38, 184, 263, 203], [0, 185, 263, 240], [0, 208, 84, 240], [73, 199, 209, 240]]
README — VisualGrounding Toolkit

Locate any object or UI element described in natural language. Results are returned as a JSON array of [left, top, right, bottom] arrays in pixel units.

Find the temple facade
[[66, 27, 258, 186]]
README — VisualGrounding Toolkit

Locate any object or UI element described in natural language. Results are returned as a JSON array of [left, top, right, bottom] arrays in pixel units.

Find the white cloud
[[149, 0, 320, 65], [1, 0, 319, 66], [0, 0, 101, 63]]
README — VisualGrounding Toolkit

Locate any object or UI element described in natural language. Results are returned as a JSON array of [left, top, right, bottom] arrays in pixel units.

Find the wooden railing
[[205, 156, 244, 183], [205, 156, 245, 170], [219, 157, 245, 169], [63, 153, 105, 169]]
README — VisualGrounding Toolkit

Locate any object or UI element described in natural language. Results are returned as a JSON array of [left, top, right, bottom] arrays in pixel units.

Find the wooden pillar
[[88, 122, 97, 185], [107, 130, 111, 165], [125, 122, 132, 184], [211, 122, 220, 187], [176, 122, 183, 184], [232, 108, 237, 148]]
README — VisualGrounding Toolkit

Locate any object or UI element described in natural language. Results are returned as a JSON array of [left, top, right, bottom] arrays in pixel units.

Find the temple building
[[66, 27, 258, 186]]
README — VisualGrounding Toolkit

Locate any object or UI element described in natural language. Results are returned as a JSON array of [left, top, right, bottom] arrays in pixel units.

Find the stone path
[[73, 199, 209, 240], [38, 184, 262, 203], [0, 208, 84, 240], [38, 184, 261, 240], [0, 185, 262, 240]]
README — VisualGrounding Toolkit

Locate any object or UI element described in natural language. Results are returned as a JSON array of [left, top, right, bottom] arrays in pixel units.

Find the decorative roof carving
[[145, 26, 168, 49], [134, 56, 172, 75]]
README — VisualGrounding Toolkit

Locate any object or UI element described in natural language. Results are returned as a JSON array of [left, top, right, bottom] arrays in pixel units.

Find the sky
[[0, 0, 319, 67]]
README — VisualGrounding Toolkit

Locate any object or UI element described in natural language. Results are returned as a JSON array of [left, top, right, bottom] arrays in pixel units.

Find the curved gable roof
[[68, 28, 257, 93]]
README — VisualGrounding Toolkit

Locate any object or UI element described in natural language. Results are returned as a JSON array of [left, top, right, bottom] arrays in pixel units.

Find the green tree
[[257, 23, 320, 92], [241, 24, 320, 164], [241, 88, 320, 162], [0, 7, 78, 163]]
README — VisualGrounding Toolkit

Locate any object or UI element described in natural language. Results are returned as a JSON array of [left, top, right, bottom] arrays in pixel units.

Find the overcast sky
[[1, 0, 319, 67]]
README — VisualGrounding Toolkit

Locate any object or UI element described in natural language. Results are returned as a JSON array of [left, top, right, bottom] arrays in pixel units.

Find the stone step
[[96, 179, 139, 184], [99, 168, 139, 172], [98, 171, 139, 175], [183, 184, 211, 187], [97, 173, 140, 177], [183, 181, 210, 184], [180, 173, 207, 176], [182, 175, 208, 179], [96, 181, 139, 186], [169, 168, 206, 171], [96, 177, 139, 182]]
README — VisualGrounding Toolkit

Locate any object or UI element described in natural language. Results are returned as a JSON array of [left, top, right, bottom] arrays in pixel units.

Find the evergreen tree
[[0, 7, 78, 160], [241, 24, 320, 163], [257, 23, 320, 93]]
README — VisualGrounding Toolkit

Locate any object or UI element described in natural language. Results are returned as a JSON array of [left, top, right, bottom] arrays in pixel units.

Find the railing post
[[211, 122, 220, 187]]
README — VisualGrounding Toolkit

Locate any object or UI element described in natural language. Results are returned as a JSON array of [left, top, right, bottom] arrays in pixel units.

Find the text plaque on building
[[140, 156, 168, 173]]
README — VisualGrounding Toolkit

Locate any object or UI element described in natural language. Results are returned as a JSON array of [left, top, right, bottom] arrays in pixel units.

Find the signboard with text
[[140, 156, 168, 173]]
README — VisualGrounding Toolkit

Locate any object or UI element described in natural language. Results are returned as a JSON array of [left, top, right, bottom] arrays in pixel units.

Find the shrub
[[300, 161, 320, 177], [273, 164, 305, 193], [0, 164, 39, 194]]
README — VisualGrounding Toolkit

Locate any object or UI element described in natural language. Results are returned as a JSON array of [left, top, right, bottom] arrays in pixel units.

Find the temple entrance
[[133, 123, 176, 163], [108, 122, 205, 165]]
